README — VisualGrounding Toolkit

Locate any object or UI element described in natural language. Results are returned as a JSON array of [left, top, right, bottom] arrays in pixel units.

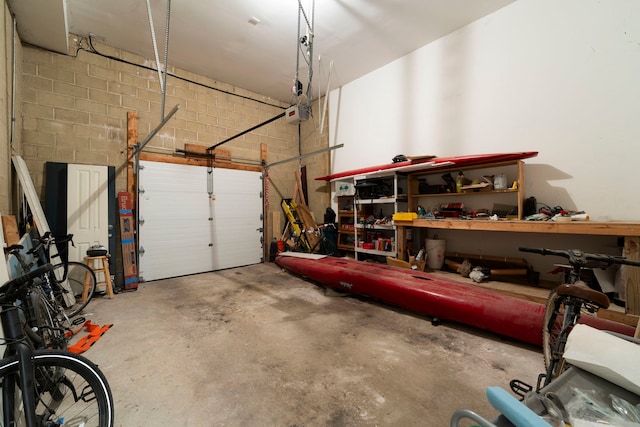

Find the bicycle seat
[[3, 244, 23, 254], [556, 283, 610, 309]]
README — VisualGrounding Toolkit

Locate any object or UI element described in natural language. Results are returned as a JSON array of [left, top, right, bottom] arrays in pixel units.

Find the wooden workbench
[[394, 219, 640, 315]]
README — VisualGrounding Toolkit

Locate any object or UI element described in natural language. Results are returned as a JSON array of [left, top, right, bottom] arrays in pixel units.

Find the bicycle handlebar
[[0, 264, 54, 302], [519, 247, 640, 268]]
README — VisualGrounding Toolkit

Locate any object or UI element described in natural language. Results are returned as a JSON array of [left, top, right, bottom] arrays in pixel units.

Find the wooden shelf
[[394, 219, 640, 237], [408, 159, 525, 219], [409, 189, 518, 198], [355, 247, 396, 257]]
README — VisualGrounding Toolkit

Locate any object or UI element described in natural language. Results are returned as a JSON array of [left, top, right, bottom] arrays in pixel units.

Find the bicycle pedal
[[72, 316, 87, 326], [536, 373, 547, 392], [509, 378, 533, 400]]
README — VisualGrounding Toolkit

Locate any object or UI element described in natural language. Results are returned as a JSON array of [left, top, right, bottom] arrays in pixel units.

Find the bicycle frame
[[1, 306, 38, 426]]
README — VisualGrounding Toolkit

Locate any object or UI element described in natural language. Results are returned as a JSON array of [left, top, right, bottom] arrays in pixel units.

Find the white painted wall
[[328, 0, 640, 285], [329, 0, 640, 222]]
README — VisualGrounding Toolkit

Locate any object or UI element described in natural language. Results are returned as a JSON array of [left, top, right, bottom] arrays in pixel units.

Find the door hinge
[[139, 216, 145, 226], [138, 186, 145, 194], [139, 246, 145, 256]]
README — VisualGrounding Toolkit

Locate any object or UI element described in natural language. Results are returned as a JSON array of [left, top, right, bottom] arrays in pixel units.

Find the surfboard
[[275, 253, 635, 347], [315, 151, 539, 181]]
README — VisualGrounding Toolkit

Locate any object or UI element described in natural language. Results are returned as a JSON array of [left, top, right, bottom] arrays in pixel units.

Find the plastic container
[[426, 239, 446, 270], [494, 173, 507, 190]]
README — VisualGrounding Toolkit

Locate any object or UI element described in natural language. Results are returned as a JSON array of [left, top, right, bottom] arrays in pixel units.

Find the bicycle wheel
[[29, 287, 68, 350], [542, 289, 564, 371], [52, 262, 97, 318], [542, 289, 583, 382], [0, 350, 114, 426]]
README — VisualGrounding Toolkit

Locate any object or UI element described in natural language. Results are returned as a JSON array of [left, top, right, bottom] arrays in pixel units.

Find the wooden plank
[[516, 160, 525, 220], [292, 170, 306, 206], [127, 112, 138, 198], [0, 214, 10, 284], [1, 215, 20, 246], [183, 143, 232, 163], [295, 203, 320, 252], [445, 251, 528, 266], [138, 152, 262, 172], [260, 143, 268, 163], [12, 156, 51, 235], [396, 219, 640, 237]]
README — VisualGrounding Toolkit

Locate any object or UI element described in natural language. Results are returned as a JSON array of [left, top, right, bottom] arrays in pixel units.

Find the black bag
[[324, 207, 336, 224], [87, 244, 108, 257]]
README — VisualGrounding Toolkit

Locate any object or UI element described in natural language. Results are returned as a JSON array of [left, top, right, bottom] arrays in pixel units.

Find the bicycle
[[519, 247, 640, 388], [0, 264, 114, 426], [29, 232, 98, 318], [4, 244, 72, 350]]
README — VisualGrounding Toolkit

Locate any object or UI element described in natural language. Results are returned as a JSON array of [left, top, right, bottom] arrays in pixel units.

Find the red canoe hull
[[315, 151, 539, 181], [275, 255, 635, 347]]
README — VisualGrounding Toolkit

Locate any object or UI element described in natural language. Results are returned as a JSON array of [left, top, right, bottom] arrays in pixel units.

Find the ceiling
[[9, 0, 515, 104]]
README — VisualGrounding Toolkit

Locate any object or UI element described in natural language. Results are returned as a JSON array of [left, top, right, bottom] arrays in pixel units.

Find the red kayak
[[315, 151, 538, 181], [275, 254, 635, 347]]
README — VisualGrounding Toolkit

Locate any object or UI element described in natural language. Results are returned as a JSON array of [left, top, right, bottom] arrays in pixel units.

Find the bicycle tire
[[52, 262, 97, 318], [30, 288, 68, 350], [542, 289, 564, 371], [542, 289, 583, 382], [0, 350, 114, 426]]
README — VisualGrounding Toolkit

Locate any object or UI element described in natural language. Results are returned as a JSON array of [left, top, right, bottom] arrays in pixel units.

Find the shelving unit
[[337, 195, 356, 254], [407, 160, 526, 219], [352, 174, 407, 261]]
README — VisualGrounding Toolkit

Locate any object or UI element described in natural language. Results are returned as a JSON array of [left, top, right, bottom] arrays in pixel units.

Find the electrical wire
[[81, 36, 283, 109]]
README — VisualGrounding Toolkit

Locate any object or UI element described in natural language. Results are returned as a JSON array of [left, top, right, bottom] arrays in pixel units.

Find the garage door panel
[[211, 168, 262, 270], [141, 162, 207, 192], [139, 161, 262, 281]]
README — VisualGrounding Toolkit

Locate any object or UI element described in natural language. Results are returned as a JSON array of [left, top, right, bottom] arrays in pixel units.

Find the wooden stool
[[84, 256, 115, 299]]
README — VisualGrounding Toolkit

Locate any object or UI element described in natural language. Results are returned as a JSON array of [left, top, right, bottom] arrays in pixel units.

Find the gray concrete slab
[[82, 262, 544, 426]]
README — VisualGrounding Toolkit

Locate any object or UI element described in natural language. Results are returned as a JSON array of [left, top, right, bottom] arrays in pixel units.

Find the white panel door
[[67, 164, 109, 262], [138, 161, 214, 281], [211, 168, 263, 270]]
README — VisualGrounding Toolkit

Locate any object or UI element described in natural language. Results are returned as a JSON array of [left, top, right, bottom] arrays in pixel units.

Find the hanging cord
[[318, 58, 334, 135], [81, 36, 282, 109], [145, 0, 165, 93]]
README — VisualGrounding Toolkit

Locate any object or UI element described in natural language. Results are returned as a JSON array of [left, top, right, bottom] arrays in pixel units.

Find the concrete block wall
[[16, 36, 330, 244]]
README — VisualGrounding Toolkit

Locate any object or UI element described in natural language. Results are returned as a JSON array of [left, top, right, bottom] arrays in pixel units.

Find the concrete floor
[[81, 262, 545, 426]]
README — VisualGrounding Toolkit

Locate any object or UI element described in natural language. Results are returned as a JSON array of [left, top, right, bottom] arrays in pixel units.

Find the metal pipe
[[10, 14, 16, 147], [207, 111, 285, 152], [134, 104, 180, 155], [161, 0, 172, 118], [264, 143, 343, 170]]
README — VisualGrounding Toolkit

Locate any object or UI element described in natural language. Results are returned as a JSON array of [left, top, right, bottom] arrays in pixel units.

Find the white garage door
[[138, 161, 263, 281]]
